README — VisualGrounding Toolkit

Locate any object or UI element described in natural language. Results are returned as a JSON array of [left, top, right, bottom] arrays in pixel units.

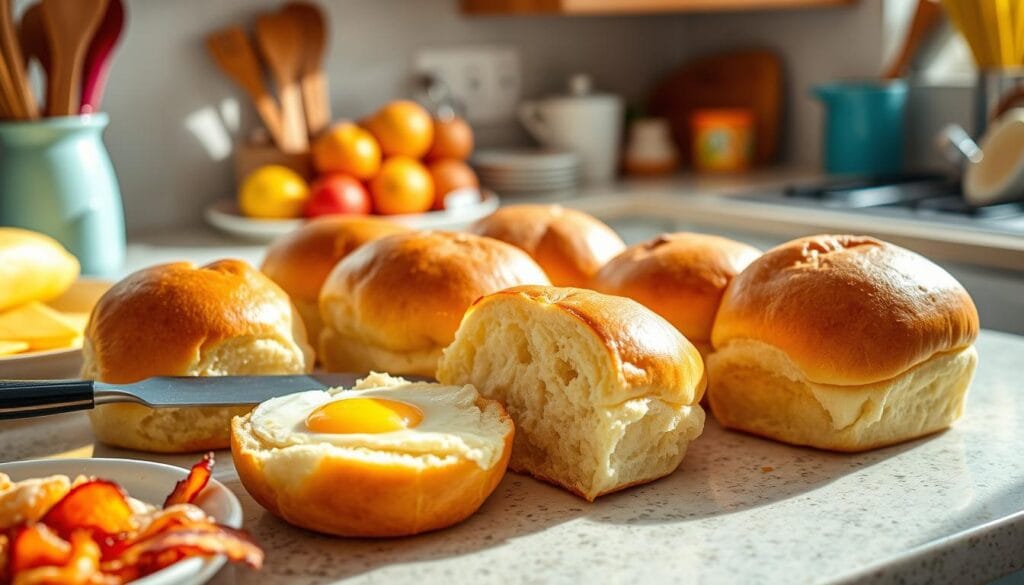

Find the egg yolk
[[305, 397, 424, 434]]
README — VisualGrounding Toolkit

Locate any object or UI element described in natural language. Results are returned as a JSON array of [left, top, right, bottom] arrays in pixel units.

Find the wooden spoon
[[0, 0, 38, 118], [883, 0, 943, 79], [18, 3, 49, 115], [254, 10, 308, 153], [41, 0, 109, 116], [206, 26, 285, 149], [284, 1, 329, 137], [79, 0, 124, 114]]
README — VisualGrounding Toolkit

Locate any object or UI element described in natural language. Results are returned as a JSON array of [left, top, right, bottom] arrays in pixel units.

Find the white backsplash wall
[[87, 0, 683, 232], [21, 0, 958, 232]]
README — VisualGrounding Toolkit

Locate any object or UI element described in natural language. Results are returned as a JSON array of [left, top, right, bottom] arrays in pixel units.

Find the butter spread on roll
[[437, 285, 706, 501], [708, 234, 979, 452]]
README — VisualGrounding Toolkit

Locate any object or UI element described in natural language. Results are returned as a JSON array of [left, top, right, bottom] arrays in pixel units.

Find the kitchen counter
[[4, 330, 1023, 584]]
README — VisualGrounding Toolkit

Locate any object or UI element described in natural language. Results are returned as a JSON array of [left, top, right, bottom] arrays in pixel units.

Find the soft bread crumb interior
[[707, 340, 977, 451], [437, 298, 704, 500]]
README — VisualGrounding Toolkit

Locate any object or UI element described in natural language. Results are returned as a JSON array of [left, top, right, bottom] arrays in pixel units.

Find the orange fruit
[[428, 159, 479, 210], [311, 122, 382, 179], [370, 157, 435, 215], [426, 116, 474, 161], [363, 100, 434, 159], [238, 165, 309, 219]]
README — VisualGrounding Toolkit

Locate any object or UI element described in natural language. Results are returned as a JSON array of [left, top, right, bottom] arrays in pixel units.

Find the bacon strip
[[163, 453, 214, 508]]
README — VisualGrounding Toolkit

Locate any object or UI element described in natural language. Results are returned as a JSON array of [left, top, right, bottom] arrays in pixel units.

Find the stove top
[[739, 174, 1024, 237]]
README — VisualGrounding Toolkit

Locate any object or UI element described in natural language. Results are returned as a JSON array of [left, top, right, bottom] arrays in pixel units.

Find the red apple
[[304, 174, 372, 217]]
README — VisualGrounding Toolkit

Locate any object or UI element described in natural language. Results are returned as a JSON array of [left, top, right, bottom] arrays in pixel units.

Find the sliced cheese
[[0, 302, 80, 350], [0, 340, 29, 356]]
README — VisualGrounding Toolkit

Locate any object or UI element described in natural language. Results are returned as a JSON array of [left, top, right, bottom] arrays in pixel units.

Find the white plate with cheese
[[0, 278, 111, 379]]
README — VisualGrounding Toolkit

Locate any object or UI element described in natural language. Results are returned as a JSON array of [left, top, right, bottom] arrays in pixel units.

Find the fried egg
[[247, 372, 509, 469]]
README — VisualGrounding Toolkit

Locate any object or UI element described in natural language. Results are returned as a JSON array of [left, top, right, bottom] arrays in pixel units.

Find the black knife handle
[[0, 380, 95, 420]]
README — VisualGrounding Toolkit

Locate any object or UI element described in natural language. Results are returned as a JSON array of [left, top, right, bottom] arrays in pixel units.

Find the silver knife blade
[[93, 374, 431, 408]]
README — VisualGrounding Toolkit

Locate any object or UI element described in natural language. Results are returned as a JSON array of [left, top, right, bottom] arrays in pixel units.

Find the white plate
[[0, 279, 112, 380], [205, 190, 500, 243], [0, 458, 243, 585], [473, 148, 579, 171]]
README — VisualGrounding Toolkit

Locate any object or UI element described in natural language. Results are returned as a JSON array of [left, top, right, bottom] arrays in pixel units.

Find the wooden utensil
[[18, 4, 50, 72], [284, 1, 329, 137], [650, 49, 782, 167], [206, 26, 286, 149], [0, 0, 38, 118], [883, 0, 943, 79], [41, 0, 109, 116], [254, 10, 309, 153], [79, 0, 124, 113]]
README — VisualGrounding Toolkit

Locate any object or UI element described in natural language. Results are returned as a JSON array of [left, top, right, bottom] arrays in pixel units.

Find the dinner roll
[[592, 232, 760, 354], [319, 231, 550, 377], [0, 227, 79, 311], [232, 373, 514, 537], [437, 286, 706, 501], [83, 259, 314, 452], [708, 235, 980, 452], [260, 217, 409, 342], [468, 205, 625, 287]]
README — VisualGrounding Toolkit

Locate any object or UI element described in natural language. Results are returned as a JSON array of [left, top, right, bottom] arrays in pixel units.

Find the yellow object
[[238, 165, 310, 219], [363, 100, 435, 159], [0, 302, 81, 350], [691, 109, 755, 173], [369, 156, 435, 215], [0, 340, 30, 356], [311, 122, 382, 179], [943, 0, 1024, 67], [0, 228, 80, 312], [306, 397, 424, 434]]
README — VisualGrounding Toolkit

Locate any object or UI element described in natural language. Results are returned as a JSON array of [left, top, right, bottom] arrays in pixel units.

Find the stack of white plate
[[473, 148, 580, 194]]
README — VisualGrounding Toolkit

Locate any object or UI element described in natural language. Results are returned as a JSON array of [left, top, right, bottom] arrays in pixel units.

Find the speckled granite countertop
[[2, 330, 1022, 583]]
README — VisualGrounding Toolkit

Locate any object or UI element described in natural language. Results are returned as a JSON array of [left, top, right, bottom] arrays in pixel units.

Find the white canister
[[518, 74, 624, 184], [623, 117, 679, 176]]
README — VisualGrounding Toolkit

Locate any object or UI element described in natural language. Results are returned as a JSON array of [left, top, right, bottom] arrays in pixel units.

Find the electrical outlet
[[414, 46, 521, 124]]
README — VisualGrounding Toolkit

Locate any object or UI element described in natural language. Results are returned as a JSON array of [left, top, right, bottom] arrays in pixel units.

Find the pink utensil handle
[[80, 0, 124, 113]]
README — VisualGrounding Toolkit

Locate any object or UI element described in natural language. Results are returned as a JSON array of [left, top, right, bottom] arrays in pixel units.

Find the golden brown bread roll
[[260, 217, 409, 343], [0, 227, 79, 311], [467, 204, 625, 287], [707, 235, 980, 452], [592, 232, 760, 354], [437, 285, 706, 501], [83, 259, 314, 452], [319, 231, 550, 377]]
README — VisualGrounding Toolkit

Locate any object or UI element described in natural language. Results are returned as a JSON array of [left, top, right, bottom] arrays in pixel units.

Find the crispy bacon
[[8, 530, 101, 585], [162, 453, 213, 508], [1, 455, 263, 584], [40, 480, 135, 540], [115, 525, 264, 571], [7, 524, 69, 574]]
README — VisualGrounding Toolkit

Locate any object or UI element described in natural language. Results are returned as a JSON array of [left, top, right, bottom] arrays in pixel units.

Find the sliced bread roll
[[437, 285, 706, 501]]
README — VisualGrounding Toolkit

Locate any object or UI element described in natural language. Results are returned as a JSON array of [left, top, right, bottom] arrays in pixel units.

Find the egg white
[[248, 374, 508, 469]]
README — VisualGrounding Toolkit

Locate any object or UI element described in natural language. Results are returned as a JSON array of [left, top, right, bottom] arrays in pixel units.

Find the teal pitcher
[[0, 114, 125, 276], [813, 81, 908, 175]]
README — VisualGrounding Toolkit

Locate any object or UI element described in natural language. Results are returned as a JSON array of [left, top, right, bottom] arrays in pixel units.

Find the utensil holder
[[813, 80, 908, 175], [234, 140, 313, 185], [0, 114, 125, 276]]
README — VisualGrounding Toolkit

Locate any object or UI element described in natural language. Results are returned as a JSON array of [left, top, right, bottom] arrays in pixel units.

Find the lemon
[[238, 165, 310, 219]]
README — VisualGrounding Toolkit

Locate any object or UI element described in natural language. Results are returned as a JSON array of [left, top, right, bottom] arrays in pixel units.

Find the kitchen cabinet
[[460, 0, 856, 16]]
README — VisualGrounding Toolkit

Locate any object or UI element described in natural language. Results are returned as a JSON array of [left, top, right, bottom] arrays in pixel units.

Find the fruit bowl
[[204, 189, 499, 243]]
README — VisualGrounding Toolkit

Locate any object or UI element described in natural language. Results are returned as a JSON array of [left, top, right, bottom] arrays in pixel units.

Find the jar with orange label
[[691, 109, 755, 173]]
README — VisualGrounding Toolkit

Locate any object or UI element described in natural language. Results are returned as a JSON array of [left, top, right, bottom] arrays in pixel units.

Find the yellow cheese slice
[[0, 340, 30, 356], [0, 302, 80, 350]]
